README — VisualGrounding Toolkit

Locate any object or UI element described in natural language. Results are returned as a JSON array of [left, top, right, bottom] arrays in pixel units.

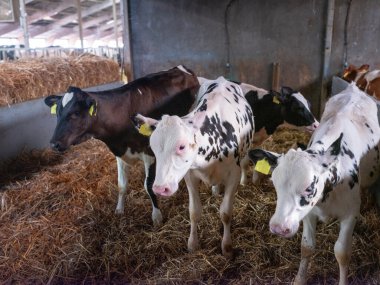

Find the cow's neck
[[86, 92, 149, 157], [252, 98, 284, 135], [88, 92, 131, 136]]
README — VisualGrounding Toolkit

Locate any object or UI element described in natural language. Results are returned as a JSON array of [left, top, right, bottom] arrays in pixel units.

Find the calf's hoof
[[188, 238, 199, 253], [293, 275, 307, 285], [222, 244, 233, 259], [115, 208, 124, 215], [152, 209, 163, 227]]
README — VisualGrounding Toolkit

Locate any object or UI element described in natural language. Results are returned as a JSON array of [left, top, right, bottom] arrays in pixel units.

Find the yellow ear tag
[[89, 104, 96, 116], [273, 96, 280, 104], [139, 123, 152, 136], [50, 103, 57, 115], [254, 158, 271, 175]]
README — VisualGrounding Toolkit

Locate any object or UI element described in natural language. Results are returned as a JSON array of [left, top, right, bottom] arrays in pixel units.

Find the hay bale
[[0, 129, 379, 283], [0, 54, 120, 107]]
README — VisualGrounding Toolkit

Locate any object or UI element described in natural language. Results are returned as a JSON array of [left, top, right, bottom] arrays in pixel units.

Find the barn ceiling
[[0, 0, 121, 42]]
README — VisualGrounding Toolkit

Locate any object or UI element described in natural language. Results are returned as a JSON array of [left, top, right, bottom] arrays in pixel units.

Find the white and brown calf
[[249, 83, 380, 285], [132, 76, 254, 258]]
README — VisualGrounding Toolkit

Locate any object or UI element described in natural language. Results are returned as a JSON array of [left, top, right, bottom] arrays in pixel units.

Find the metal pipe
[[112, 0, 119, 49], [76, 0, 84, 48], [19, 0, 30, 51], [319, 0, 335, 117]]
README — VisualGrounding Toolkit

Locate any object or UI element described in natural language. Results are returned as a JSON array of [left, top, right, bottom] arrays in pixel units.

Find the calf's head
[[44, 87, 96, 152], [277, 87, 319, 132], [249, 135, 343, 238], [132, 111, 206, 196], [342, 64, 369, 82]]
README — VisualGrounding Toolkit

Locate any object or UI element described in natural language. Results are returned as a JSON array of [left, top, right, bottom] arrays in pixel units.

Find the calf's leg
[[240, 155, 250, 185], [220, 166, 240, 259], [335, 216, 357, 285], [294, 214, 317, 285], [335, 185, 360, 285], [143, 155, 163, 227], [115, 156, 129, 214], [185, 172, 202, 253]]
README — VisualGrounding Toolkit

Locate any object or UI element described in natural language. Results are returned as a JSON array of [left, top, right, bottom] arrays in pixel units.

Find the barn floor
[[0, 128, 379, 284]]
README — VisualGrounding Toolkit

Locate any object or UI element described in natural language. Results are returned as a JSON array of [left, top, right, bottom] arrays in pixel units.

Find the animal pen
[[0, 0, 380, 284]]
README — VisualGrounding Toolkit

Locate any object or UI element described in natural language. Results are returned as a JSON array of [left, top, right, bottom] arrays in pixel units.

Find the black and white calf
[[132, 76, 254, 258], [249, 83, 380, 285], [200, 77, 319, 185]]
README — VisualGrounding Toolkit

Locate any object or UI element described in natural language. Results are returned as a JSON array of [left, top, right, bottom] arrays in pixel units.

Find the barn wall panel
[[129, 0, 380, 117]]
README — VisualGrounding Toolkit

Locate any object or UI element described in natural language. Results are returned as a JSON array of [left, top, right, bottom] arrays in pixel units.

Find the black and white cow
[[249, 83, 380, 285], [132, 76, 254, 258], [44, 65, 199, 226]]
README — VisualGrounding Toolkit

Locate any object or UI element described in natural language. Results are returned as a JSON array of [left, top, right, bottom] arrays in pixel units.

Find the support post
[[112, 0, 119, 49], [272, 62, 280, 92], [76, 0, 84, 48], [320, 0, 335, 117], [19, 0, 29, 52], [120, 0, 133, 81]]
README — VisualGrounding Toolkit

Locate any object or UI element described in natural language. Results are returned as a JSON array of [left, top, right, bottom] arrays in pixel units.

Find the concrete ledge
[[332, 76, 349, 96], [0, 81, 124, 161]]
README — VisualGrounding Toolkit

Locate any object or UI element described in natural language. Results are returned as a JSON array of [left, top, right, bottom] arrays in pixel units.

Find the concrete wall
[[128, 0, 380, 117]]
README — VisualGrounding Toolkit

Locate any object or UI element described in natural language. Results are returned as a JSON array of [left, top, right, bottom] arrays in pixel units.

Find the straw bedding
[[0, 128, 379, 284], [0, 53, 120, 107]]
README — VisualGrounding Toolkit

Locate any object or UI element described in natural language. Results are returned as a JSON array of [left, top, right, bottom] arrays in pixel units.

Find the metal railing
[[0, 46, 121, 64]]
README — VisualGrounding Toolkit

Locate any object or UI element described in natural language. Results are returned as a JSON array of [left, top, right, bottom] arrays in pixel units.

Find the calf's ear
[[320, 133, 344, 166], [280, 86, 295, 97], [358, 64, 369, 72], [130, 113, 158, 136], [248, 149, 281, 174], [44, 95, 61, 107], [85, 97, 97, 116]]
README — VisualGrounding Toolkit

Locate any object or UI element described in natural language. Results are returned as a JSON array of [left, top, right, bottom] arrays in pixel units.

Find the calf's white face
[[133, 112, 206, 197], [269, 149, 328, 237]]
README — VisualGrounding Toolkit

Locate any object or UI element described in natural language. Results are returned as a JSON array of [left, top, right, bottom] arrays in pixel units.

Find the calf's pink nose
[[153, 184, 171, 196], [270, 223, 291, 237]]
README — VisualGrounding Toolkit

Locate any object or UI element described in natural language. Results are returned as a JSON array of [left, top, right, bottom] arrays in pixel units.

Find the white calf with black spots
[[249, 83, 380, 285], [132, 76, 254, 258]]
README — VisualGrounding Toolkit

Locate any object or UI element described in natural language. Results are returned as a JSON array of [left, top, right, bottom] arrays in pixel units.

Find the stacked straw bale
[[0, 128, 379, 283], [0, 53, 120, 107]]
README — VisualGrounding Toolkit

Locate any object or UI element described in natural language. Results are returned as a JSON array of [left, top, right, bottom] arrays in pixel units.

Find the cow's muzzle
[[50, 141, 67, 152], [153, 183, 177, 197], [269, 222, 298, 238]]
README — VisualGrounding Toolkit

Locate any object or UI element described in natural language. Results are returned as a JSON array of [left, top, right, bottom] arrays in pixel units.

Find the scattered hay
[[0, 129, 379, 284], [0, 53, 120, 107]]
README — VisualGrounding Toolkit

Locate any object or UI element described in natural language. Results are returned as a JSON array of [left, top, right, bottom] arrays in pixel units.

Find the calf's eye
[[71, 111, 80, 119], [179, 145, 185, 150]]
